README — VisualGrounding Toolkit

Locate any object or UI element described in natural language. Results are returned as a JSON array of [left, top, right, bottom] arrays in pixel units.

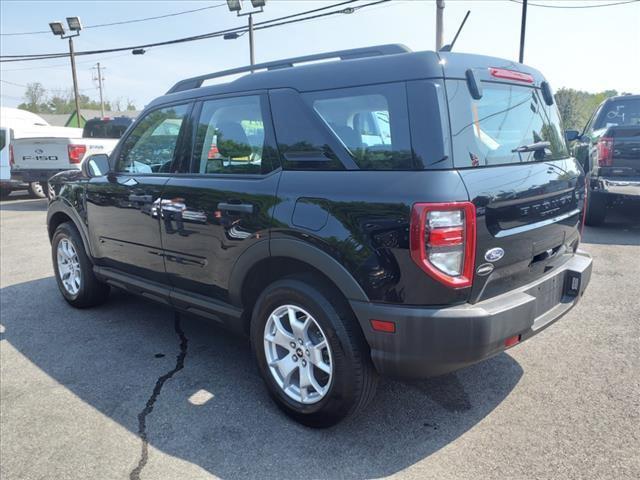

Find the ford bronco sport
[[47, 45, 592, 427]]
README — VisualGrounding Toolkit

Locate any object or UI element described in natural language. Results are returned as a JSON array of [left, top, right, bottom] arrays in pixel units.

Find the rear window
[[593, 98, 640, 130], [447, 80, 568, 168], [303, 83, 415, 170], [83, 119, 131, 139]]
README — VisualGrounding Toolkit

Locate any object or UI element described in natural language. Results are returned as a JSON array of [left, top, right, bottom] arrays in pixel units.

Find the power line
[[0, 53, 132, 72], [0, 0, 365, 63], [0, 79, 27, 87], [508, 0, 638, 8], [0, 2, 227, 36]]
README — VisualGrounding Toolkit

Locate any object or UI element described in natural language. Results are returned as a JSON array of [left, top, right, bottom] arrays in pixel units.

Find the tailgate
[[608, 126, 640, 175], [458, 160, 585, 303], [12, 138, 74, 171]]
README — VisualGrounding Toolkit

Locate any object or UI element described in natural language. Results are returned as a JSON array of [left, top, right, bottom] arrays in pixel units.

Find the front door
[[159, 94, 280, 307], [86, 103, 191, 284]]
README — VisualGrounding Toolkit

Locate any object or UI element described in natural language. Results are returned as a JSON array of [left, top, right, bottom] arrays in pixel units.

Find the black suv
[[47, 45, 592, 427]]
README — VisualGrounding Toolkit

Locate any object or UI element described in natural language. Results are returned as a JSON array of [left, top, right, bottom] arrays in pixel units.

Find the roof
[[149, 44, 547, 111]]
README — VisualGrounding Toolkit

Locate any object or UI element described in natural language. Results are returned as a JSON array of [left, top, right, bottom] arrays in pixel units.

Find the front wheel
[[51, 222, 110, 308], [250, 275, 378, 427]]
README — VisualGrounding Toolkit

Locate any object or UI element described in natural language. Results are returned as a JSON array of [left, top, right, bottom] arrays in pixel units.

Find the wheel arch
[[47, 201, 93, 259], [228, 238, 370, 332]]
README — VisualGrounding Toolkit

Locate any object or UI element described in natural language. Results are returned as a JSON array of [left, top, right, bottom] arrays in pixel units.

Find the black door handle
[[217, 202, 253, 214]]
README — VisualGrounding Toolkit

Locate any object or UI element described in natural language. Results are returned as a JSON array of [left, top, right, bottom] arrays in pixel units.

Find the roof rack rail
[[166, 44, 411, 94]]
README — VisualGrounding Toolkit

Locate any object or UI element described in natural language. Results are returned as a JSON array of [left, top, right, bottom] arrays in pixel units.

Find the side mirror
[[564, 130, 581, 143], [82, 154, 110, 178]]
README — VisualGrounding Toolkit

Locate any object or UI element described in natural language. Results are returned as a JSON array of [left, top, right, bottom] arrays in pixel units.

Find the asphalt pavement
[[1, 192, 638, 480]]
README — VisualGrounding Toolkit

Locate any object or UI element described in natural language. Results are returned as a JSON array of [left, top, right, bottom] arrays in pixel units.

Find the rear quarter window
[[303, 83, 416, 170], [447, 80, 568, 168]]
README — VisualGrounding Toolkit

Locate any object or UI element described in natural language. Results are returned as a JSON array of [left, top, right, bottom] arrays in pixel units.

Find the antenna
[[439, 10, 470, 52]]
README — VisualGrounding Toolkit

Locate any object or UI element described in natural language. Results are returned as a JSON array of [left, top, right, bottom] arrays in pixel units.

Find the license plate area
[[532, 274, 564, 319]]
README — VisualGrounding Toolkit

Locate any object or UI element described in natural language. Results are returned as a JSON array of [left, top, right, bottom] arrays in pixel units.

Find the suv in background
[[566, 95, 640, 225], [47, 45, 592, 427]]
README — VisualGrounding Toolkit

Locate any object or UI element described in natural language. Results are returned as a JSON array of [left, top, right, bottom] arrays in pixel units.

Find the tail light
[[596, 137, 613, 167], [581, 177, 588, 235], [410, 202, 476, 288], [9, 144, 15, 168], [68, 144, 87, 164]]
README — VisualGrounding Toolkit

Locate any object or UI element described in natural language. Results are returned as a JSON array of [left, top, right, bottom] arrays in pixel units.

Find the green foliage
[[17, 83, 133, 114], [554, 88, 619, 131]]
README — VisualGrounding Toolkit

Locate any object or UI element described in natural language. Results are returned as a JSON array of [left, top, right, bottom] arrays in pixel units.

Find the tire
[[585, 192, 607, 226], [250, 275, 378, 428], [0, 188, 11, 200], [28, 181, 47, 199], [51, 222, 110, 308]]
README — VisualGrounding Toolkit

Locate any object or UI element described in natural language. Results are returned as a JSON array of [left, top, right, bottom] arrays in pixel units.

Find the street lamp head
[[223, 32, 240, 40], [66, 16, 83, 32], [250, 0, 266, 7], [49, 21, 65, 36], [226, 0, 242, 12], [132, 49, 146, 55]]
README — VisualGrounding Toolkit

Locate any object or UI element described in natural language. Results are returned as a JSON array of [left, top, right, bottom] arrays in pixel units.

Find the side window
[[192, 95, 276, 175], [116, 104, 189, 174], [304, 83, 415, 170], [269, 89, 345, 171]]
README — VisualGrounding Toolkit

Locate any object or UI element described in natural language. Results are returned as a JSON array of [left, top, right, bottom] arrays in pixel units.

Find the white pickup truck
[[11, 135, 119, 191]]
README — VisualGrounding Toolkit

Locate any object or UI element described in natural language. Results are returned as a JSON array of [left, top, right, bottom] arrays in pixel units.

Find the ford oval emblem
[[476, 263, 494, 276], [485, 247, 505, 262], [35, 148, 44, 154]]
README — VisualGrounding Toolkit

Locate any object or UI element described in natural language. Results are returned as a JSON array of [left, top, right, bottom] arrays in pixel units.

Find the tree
[[18, 82, 47, 113], [554, 88, 618, 131]]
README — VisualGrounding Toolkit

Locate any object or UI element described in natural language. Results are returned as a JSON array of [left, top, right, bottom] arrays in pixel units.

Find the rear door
[[159, 93, 280, 309], [446, 78, 586, 303], [86, 103, 191, 284]]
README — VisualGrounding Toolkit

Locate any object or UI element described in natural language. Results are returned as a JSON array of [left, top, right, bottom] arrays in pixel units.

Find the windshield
[[593, 98, 640, 130], [447, 80, 568, 167]]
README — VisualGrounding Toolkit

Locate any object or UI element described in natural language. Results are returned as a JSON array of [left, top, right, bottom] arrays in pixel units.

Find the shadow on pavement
[[582, 203, 640, 246], [0, 277, 523, 480], [0, 197, 48, 212]]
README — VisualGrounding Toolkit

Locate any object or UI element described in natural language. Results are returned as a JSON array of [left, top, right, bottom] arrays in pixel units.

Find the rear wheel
[[51, 222, 110, 308], [250, 275, 378, 428], [28, 181, 47, 199], [585, 192, 607, 226]]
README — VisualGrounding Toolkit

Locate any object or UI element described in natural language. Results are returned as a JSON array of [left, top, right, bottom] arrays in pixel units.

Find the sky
[[1, 0, 638, 112]]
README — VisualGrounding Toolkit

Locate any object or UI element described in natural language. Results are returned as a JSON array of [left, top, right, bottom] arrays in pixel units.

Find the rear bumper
[[350, 251, 592, 379], [593, 176, 640, 198], [11, 169, 71, 183], [0, 179, 26, 190]]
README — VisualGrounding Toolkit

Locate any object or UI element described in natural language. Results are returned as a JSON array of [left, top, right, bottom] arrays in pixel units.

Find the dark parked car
[[47, 45, 592, 427], [566, 94, 640, 225], [82, 116, 134, 139]]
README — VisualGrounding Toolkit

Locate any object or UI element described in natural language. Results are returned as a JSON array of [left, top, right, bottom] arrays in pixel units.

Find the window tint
[[83, 119, 132, 139], [447, 80, 568, 168], [593, 99, 640, 130], [269, 89, 344, 171], [305, 83, 415, 170], [193, 95, 275, 174], [116, 105, 188, 174]]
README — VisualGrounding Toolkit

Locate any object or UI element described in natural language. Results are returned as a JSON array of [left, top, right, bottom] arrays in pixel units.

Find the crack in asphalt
[[129, 313, 188, 480]]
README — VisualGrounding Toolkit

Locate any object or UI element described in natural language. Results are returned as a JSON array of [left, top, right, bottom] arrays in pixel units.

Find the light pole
[[49, 17, 83, 128], [225, 0, 266, 71]]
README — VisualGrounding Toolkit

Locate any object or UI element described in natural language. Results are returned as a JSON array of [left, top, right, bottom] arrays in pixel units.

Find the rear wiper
[[512, 141, 551, 153]]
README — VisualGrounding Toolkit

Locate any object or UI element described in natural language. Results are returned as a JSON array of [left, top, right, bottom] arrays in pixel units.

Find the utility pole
[[68, 37, 82, 128], [248, 13, 255, 71], [519, 0, 528, 63], [436, 0, 445, 51], [93, 62, 105, 117]]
